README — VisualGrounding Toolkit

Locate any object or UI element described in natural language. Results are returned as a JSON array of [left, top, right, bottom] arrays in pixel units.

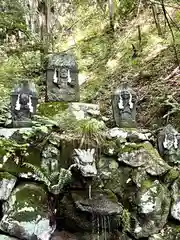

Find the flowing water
[[89, 188, 112, 240], [91, 214, 111, 240], [89, 184, 92, 200]]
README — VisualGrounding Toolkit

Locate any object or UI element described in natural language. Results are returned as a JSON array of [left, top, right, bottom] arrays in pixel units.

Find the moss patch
[[0, 172, 16, 180], [37, 102, 69, 117], [164, 168, 179, 184]]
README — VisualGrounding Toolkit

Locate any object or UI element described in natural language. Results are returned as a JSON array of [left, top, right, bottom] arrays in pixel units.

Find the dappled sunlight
[[106, 59, 119, 71]]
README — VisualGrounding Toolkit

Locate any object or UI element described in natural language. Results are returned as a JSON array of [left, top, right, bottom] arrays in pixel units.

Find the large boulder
[[133, 180, 171, 238], [0, 183, 55, 240], [118, 142, 171, 176], [171, 177, 180, 221]]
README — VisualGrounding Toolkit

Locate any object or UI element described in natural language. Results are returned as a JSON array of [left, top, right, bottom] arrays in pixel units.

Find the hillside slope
[[76, 6, 180, 131]]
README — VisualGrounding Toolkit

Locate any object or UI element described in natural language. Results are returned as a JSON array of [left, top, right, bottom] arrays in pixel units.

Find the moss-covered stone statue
[[112, 83, 137, 128], [10, 80, 38, 128], [157, 124, 180, 164], [45, 52, 80, 102]]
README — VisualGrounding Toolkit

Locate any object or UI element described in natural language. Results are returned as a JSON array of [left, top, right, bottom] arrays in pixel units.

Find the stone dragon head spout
[[70, 148, 97, 178]]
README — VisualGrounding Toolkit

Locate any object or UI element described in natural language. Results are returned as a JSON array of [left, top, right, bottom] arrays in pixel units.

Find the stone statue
[[112, 83, 137, 128], [157, 124, 180, 164], [45, 52, 80, 102], [69, 149, 97, 178], [11, 80, 38, 127]]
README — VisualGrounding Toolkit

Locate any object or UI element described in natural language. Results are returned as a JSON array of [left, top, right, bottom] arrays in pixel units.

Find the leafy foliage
[[0, 138, 29, 164], [0, 0, 27, 42], [23, 162, 72, 195]]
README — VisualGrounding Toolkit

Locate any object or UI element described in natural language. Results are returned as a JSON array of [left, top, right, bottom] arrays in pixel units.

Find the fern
[[22, 162, 51, 186], [23, 162, 72, 195]]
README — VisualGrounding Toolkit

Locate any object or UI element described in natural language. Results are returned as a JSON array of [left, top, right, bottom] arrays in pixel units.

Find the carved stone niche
[[11, 80, 38, 128], [45, 52, 80, 102], [157, 124, 180, 164], [112, 83, 137, 128]]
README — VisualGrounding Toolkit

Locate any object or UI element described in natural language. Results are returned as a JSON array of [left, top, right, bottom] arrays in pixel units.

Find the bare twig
[[149, 0, 180, 10], [164, 66, 180, 81], [166, 10, 180, 32]]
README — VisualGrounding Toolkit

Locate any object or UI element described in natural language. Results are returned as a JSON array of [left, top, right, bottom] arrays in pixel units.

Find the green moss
[[142, 142, 160, 159], [12, 183, 47, 222], [37, 102, 69, 117], [141, 180, 153, 191], [109, 160, 118, 169], [103, 189, 118, 203], [118, 143, 143, 154], [0, 172, 16, 180], [164, 168, 179, 184]]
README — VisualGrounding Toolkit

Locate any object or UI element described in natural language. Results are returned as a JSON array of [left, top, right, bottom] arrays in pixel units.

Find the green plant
[[122, 208, 131, 233], [74, 118, 106, 148], [23, 162, 72, 195], [0, 138, 29, 165]]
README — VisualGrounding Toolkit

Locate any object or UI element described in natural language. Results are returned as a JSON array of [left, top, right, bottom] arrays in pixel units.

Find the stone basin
[[73, 191, 122, 216]]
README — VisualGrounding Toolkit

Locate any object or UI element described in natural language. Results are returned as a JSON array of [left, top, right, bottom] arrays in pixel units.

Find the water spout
[[89, 184, 92, 199]]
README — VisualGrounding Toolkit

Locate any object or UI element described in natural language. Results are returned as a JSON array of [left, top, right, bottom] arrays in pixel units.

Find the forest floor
[[78, 6, 180, 131]]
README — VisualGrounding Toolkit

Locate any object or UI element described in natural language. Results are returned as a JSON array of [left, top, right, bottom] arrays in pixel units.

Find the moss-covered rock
[[0, 172, 17, 200], [163, 167, 179, 185], [132, 180, 171, 238], [118, 141, 171, 176], [132, 168, 151, 188], [97, 156, 118, 178], [171, 177, 180, 222], [0, 183, 54, 240], [149, 224, 180, 240]]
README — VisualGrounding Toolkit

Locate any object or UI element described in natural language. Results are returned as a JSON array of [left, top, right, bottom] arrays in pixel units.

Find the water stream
[[89, 188, 112, 240], [89, 184, 92, 200]]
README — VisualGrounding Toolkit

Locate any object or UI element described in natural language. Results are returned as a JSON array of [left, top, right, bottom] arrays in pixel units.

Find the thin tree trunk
[[161, 0, 179, 65], [45, 0, 51, 53], [137, 25, 142, 51], [108, 0, 114, 31], [151, 3, 162, 36]]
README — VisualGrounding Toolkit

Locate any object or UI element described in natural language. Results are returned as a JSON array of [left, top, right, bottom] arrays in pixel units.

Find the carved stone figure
[[11, 80, 38, 127], [157, 124, 180, 164], [45, 52, 80, 102], [69, 149, 97, 178], [112, 83, 137, 128]]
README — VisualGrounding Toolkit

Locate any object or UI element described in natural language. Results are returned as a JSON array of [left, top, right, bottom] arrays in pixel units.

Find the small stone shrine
[[45, 52, 80, 102], [112, 83, 137, 128], [157, 124, 180, 164], [11, 80, 38, 127]]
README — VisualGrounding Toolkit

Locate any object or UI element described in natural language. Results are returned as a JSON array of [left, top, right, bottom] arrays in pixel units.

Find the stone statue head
[[112, 83, 137, 128], [60, 68, 68, 78], [72, 148, 97, 178]]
